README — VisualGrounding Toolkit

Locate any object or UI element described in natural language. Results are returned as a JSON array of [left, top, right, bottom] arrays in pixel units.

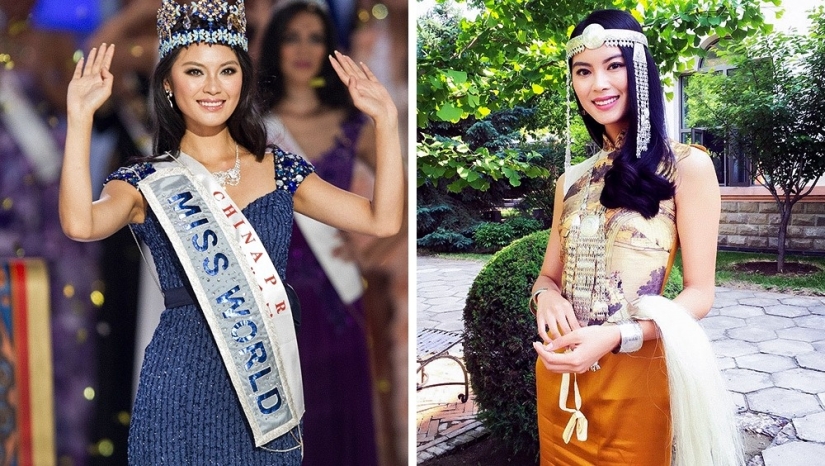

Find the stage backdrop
[[0, 259, 56, 466]]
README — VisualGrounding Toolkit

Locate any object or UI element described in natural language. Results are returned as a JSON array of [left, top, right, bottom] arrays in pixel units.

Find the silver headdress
[[156, 0, 248, 59], [565, 23, 650, 161]]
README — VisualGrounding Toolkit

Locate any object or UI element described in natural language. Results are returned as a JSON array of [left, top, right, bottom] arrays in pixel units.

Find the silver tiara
[[157, 0, 248, 59]]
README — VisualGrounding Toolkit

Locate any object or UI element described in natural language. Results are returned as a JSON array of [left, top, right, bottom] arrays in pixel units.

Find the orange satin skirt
[[536, 339, 672, 466]]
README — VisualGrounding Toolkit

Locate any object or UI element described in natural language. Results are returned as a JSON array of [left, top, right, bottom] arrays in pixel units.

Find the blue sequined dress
[[105, 148, 313, 465]]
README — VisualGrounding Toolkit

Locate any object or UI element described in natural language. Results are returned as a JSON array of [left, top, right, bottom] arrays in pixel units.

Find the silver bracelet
[[614, 320, 643, 353], [528, 288, 548, 316]]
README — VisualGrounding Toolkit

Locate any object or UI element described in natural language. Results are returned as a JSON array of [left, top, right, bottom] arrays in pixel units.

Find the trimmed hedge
[[462, 229, 550, 457]]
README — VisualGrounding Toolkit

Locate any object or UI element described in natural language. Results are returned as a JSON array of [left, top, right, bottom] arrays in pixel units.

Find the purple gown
[[285, 112, 378, 466], [0, 70, 99, 464]]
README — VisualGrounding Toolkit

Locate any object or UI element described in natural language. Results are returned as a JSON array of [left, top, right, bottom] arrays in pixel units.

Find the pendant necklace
[[563, 155, 610, 324], [212, 143, 241, 187]]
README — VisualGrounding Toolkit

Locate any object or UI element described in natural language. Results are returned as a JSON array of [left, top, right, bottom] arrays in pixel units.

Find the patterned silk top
[[558, 140, 699, 325]]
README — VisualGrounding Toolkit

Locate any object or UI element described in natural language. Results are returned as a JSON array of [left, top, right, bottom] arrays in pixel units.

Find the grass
[[713, 251, 825, 295], [430, 250, 825, 295], [432, 252, 495, 262]]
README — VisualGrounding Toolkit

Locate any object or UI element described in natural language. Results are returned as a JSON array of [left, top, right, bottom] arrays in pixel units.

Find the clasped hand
[[532, 290, 620, 374], [328, 51, 397, 125]]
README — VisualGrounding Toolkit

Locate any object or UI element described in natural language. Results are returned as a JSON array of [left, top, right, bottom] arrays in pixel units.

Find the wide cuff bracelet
[[614, 320, 643, 353]]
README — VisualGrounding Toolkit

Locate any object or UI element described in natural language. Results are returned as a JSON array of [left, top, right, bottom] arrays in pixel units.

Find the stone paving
[[415, 255, 825, 465]]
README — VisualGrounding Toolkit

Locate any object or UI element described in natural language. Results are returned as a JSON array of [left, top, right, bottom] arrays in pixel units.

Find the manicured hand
[[533, 325, 620, 374], [328, 51, 397, 124], [67, 43, 115, 118], [535, 289, 581, 343]]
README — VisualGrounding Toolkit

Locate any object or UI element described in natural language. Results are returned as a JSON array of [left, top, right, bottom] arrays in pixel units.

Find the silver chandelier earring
[[165, 89, 174, 108]]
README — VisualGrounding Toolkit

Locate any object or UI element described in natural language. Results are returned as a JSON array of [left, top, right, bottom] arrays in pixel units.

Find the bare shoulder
[[672, 142, 716, 188], [556, 172, 566, 192]]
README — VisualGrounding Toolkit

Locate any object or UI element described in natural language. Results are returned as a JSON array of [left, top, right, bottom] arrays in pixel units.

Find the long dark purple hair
[[257, 1, 354, 113], [570, 9, 675, 219]]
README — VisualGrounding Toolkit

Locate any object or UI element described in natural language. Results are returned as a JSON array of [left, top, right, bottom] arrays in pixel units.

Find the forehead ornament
[[566, 23, 648, 59]]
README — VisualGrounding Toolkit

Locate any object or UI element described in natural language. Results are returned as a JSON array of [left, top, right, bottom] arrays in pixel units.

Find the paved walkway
[[415, 255, 825, 465]]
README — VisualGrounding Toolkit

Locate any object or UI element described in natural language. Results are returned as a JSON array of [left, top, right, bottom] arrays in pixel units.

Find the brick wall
[[718, 201, 825, 253]]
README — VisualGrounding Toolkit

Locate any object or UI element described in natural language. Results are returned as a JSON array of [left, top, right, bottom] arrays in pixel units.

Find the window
[[679, 41, 750, 187]]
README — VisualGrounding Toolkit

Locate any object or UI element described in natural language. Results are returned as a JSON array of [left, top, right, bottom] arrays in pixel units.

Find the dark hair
[[148, 44, 268, 161], [257, 2, 354, 112], [569, 9, 675, 219]]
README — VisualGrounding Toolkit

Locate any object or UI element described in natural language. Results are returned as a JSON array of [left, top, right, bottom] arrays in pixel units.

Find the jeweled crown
[[156, 0, 248, 59]]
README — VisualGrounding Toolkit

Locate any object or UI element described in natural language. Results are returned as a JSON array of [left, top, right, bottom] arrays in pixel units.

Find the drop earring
[[165, 89, 174, 108]]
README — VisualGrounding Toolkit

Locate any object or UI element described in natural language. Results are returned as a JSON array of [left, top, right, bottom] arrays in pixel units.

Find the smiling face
[[571, 45, 630, 142], [279, 11, 328, 87], [165, 43, 242, 135]]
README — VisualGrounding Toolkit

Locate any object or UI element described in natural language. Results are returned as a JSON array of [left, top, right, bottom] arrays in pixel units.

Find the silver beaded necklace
[[211, 143, 240, 187]]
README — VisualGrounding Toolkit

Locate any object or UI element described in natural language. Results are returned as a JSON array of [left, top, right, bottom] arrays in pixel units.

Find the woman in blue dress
[[57, 0, 403, 463]]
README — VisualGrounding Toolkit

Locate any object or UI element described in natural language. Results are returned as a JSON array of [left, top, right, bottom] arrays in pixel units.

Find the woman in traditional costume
[[58, 0, 403, 463], [256, 2, 379, 465], [531, 9, 742, 466]]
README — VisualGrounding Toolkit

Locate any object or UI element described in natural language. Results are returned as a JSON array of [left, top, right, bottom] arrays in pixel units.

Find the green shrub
[[663, 258, 684, 300], [417, 228, 473, 252], [473, 222, 516, 250], [506, 217, 544, 238], [463, 230, 549, 458], [416, 204, 452, 237], [460, 223, 481, 239]]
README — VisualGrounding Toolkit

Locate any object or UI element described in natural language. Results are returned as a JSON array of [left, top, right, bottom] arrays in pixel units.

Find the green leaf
[[446, 69, 468, 85], [436, 102, 464, 122]]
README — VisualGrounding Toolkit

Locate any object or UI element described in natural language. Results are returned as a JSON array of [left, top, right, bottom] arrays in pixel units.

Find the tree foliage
[[418, 0, 779, 126], [685, 7, 825, 271], [417, 0, 779, 194]]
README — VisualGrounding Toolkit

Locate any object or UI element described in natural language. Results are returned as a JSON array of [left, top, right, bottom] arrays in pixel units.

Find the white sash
[[138, 153, 303, 447], [265, 115, 364, 304], [0, 72, 61, 183]]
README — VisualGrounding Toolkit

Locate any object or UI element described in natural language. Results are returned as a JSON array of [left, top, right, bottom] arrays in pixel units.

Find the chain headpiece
[[565, 23, 651, 161], [157, 0, 248, 59]]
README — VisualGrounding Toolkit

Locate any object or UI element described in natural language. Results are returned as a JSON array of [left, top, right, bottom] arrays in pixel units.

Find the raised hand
[[328, 51, 397, 124], [67, 43, 116, 119]]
